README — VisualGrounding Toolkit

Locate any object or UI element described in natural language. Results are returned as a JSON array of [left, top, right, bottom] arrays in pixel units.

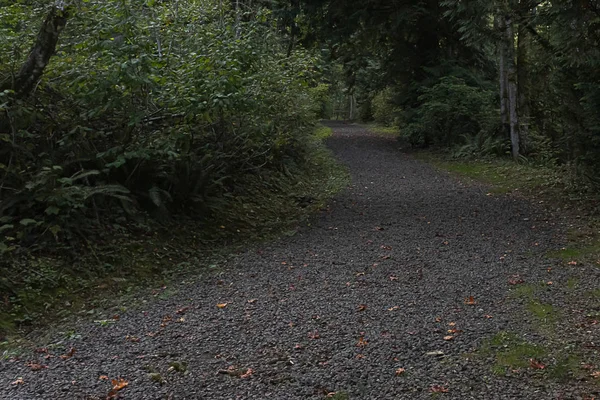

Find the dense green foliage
[[295, 0, 600, 181], [0, 0, 341, 328]]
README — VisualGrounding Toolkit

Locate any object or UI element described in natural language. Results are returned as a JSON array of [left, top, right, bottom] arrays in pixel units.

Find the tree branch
[[1, 4, 69, 98]]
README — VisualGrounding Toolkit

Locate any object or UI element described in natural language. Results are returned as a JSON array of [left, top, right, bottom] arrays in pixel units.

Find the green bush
[[402, 76, 500, 148], [0, 1, 329, 314], [371, 87, 402, 126]]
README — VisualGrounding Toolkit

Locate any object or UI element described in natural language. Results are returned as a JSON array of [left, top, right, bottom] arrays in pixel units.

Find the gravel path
[[1, 123, 592, 399]]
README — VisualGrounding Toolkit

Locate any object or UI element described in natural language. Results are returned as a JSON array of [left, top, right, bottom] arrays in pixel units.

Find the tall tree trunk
[[496, 15, 510, 134], [0, 4, 69, 98], [505, 13, 520, 160], [517, 6, 531, 151]]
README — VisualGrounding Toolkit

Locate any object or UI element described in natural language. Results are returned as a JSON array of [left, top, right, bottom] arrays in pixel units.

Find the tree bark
[[505, 13, 520, 160], [496, 15, 510, 132], [0, 4, 69, 98], [517, 17, 530, 150]]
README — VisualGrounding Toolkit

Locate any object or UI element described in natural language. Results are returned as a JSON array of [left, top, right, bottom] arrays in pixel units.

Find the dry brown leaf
[[568, 260, 578, 265], [448, 322, 456, 326], [464, 296, 476, 305], [388, 306, 399, 311], [176, 306, 189, 315], [358, 304, 367, 312], [435, 317, 442, 323], [395, 368, 406, 376], [508, 275, 525, 285], [357, 336, 368, 347], [25, 362, 47, 371], [443, 335, 454, 341], [529, 359, 545, 369], [308, 331, 320, 340], [125, 335, 140, 343], [216, 303, 228, 309], [447, 329, 462, 334], [60, 347, 76, 360], [99, 375, 109, 381], [107, 377, 129, 399], [240, 368, 253, 379], [11, 378, 24, 385], [430, 385, 449, 393]]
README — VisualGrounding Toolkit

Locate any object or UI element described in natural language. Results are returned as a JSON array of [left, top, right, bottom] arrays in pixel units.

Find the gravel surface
[[1, 123, 597, 399]]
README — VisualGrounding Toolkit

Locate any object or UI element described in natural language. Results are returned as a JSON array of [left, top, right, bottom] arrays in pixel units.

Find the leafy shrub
[[0, 0, 329, 319], [371, 87, 402, 126], [402, 76, 500, 148]]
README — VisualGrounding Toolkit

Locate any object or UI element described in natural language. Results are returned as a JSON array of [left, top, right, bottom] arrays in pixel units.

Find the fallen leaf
[[388, 306, 399, 311], [529, 359, 545, 369], [125, 335, 140, 343], [160, 315, 173, 327], [443, 335, 454, 341], [357, 336, 368, 347], [358, 304, 367, 312], [11, 378, 24, 385], [447, 329, 462, 334], [395, 368, 406, 376], [484, 315, 493, 319], [547, 281, 553, 285], [355, 272, 365, 277], [99, 375, 109, 380], [464, 296, 476, 305], [448, 322, 456, 326], [176, 306, 189, 315], [389, 275, 398, 281], [508, 275, 525, 285], [107, 377, 129, 398], [247, 299, 257, 304], [60, 347, 76, 360], [568, 261, 578, 265], [435, 317, 442, 323], [240, 368, 253, 379], [430, 385, 449, 393], [112, 314, 120, 321], [25, 362, 47, 371], [216, 303, 228, 309]]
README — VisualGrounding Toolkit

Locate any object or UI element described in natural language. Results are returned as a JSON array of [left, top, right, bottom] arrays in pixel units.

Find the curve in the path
[[1, 123, 581, 399]]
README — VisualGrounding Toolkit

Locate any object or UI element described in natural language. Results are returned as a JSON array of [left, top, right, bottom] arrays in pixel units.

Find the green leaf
[[45, 205, 61, 215], [19, 219, 38, 226], [0, 224, 14, 234]]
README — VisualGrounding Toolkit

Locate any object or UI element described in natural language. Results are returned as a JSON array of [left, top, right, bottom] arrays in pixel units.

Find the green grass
[[509, 283, 539, 300], [314, 124, 333, 140], [546, 243, 600, 263], [414, 155, 563, 196], [527, 301, 559, 324], [479, 332, 547, 374], [363, 123, 401, 137]]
